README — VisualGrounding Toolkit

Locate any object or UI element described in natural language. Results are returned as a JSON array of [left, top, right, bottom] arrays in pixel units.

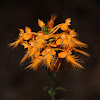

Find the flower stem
[[48, 71, 55, 100]]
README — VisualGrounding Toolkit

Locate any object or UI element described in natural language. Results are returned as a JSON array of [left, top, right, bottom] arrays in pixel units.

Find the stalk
[[48, 71, 55, 100]]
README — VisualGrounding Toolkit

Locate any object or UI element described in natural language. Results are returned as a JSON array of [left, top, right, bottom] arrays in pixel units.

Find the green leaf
[[48, 89, 52, 96], [43, 26, 49, 34], [45, 31, 49, 34], [56, 87, 66, 91], [43, 86, 49, 91], [43, 26, 48, 31], [48, 89, 55, 97]]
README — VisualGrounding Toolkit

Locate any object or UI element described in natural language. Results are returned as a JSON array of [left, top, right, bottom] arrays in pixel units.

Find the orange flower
[[69, 29, 77, 37], [9, 27, 36, 48], [21, 41, 29, 49], [60, 18, 71, 31], [23, 27, 33, 40], [25, 56, 44, 71], [19, 27, 35, 41], [9, 29, 24, 48], [9, 16, 89, 71], [56, 32, 66, 45], [42, 47, 56, 71], [56, 32, 73, 47], [20, 41, 32, 64], [25, 49, 45, 70], [35, 31, 49, 49], [58, 51, 83, 69]]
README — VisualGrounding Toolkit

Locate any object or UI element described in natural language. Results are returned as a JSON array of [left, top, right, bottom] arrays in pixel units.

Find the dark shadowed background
[[0, 0, 100, 100]]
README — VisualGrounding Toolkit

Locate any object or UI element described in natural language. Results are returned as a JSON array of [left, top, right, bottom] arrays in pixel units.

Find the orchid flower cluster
[[9, 15, 89, 71]]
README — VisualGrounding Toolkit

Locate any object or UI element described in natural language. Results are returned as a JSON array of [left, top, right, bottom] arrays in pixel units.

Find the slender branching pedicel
[[9, 15, 89, 71]]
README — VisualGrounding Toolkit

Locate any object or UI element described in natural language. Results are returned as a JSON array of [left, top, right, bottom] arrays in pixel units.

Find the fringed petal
[[73, 48, 90, 57], [66, 55, 83, 69], [72, 38, 88, 48], [26, 58, 40, 70], [9, 37, 23, 48], [29, 47, 36, 57]]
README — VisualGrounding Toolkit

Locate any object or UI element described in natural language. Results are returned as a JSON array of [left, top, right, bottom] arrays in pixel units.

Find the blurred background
[[0, 0, 100, 100]]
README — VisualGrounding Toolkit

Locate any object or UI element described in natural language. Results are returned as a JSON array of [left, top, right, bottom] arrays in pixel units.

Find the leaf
[[43, 86, 49, 91], [56, 87, 66, 91], [43, 25, 48, 31], [48, 89, 52, 96], [43, 26, 49, 34], [44, 31, 49, 34], [48, 89, 55, 97]]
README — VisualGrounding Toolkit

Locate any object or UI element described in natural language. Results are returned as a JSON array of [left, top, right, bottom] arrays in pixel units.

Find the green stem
[[48, 72, 55, 100]]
